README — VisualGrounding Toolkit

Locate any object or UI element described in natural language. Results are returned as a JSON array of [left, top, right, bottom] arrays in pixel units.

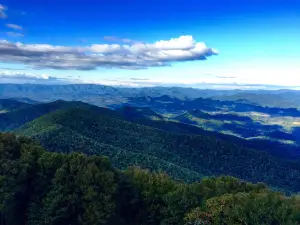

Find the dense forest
[[1, 133, 300, 225], [2, 99, 300, 192], [15, 106, 300, 193]]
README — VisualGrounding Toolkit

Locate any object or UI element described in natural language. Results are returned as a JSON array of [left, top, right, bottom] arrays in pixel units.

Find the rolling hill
[[0, 100, 121, 131], [124, 96, 300, 145], [13, 103, 300, 193], [211, 90, 300, 109], [125, 95, 300, 117], [171, 109, 297, 140], [1, 98, 300, 159], [116, 106, 164, 121], [0, 99, 30, 113]]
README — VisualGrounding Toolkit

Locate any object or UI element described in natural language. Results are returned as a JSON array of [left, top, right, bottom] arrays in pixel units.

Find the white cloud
[[6, 24, 23, 30], [0, 4, 7, 19], [89, 44, 121, 53], [153, 35, 195, 50], [0, 70, 76, 84], [1, 70, 51, 79], [0, 35, 218, 70]]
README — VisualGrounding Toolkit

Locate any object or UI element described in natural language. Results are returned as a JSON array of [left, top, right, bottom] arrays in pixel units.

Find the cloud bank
[[0, 35, 218, 70], [0, 71, 73, 84]]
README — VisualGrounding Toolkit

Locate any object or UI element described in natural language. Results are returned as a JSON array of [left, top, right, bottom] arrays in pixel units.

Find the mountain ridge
[[1, 83, 300, 109], [14, 104, 300, 193]]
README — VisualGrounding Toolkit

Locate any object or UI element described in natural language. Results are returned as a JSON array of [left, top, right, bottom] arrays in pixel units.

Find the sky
[[0, 0, 300, 89]]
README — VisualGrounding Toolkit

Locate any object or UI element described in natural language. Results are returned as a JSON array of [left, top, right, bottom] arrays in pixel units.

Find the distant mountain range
[[1, 83, 300, 109], [124, 95, 300, 117]]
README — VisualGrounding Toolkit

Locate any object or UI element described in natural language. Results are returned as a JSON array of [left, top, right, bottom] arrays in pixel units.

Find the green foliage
[[15, 106, 300, 193], [0, 100, 116, 131], [1, 133, 300, 225], [205, 192, 300, 225]]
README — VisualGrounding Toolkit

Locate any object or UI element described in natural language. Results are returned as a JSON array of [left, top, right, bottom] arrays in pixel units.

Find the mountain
[[124, 96, 300, 146], [0, 100, 78, 131], [2, 133, 299, 225], [0, 83, 214, 102], [13, 103, 300, 193], [172, 109, 298, 140], [15, 106, 203, 182], [1, 98, 300, 158], [173, 109, 253, 124], [7, 97, 40, 104], [2, 83, 300, 109], [211, 90, 300, 109], [125, 95, 300, 117], [0, 97, 300, 159], [0, 99, 30, 113], [0, 100, 121, 131]]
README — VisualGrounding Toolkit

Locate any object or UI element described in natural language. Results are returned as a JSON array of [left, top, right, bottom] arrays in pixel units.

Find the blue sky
[[0, 0, 300, 88]]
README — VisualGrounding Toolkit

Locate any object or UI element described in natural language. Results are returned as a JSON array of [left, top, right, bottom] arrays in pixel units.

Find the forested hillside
[[1, 99, 300, 193], [1, 133, 300, 225], [2, 99, 297, 159], [0, 100, 120, 131], [0, 99, 29, 113], [15, 106, 300, 193]]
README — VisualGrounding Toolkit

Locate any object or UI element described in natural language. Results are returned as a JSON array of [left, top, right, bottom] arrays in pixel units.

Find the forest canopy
[[1, 133, 300, 225]]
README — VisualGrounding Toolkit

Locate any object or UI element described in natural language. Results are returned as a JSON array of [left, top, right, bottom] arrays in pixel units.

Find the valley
[[1, 93, 300, 193]]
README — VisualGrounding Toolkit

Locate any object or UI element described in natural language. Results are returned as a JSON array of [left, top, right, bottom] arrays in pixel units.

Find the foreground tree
[[1, 133, 300, 225]]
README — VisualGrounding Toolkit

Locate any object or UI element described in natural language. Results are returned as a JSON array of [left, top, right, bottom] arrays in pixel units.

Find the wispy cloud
[[0, 4, 7, 19], [217, 76, 236, 79], [130, 78, 150, 81], [0, 35, 218, 70], [6, 23, 23, 30], [103, 36, 143, 44], [5, 32, 24, 37]]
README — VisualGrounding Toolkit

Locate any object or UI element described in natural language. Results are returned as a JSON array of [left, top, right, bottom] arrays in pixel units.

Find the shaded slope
[[16, 106, 300, 193], [2, 99, 299, 159], [117, 106, 164, 121], [172, 110, 252, 126], [16, 108, 202, 182], [0, 100, 120, 131], [0, 99, 30, 113], [172, 110, 283, 138], [7, 97, 40, 104]]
